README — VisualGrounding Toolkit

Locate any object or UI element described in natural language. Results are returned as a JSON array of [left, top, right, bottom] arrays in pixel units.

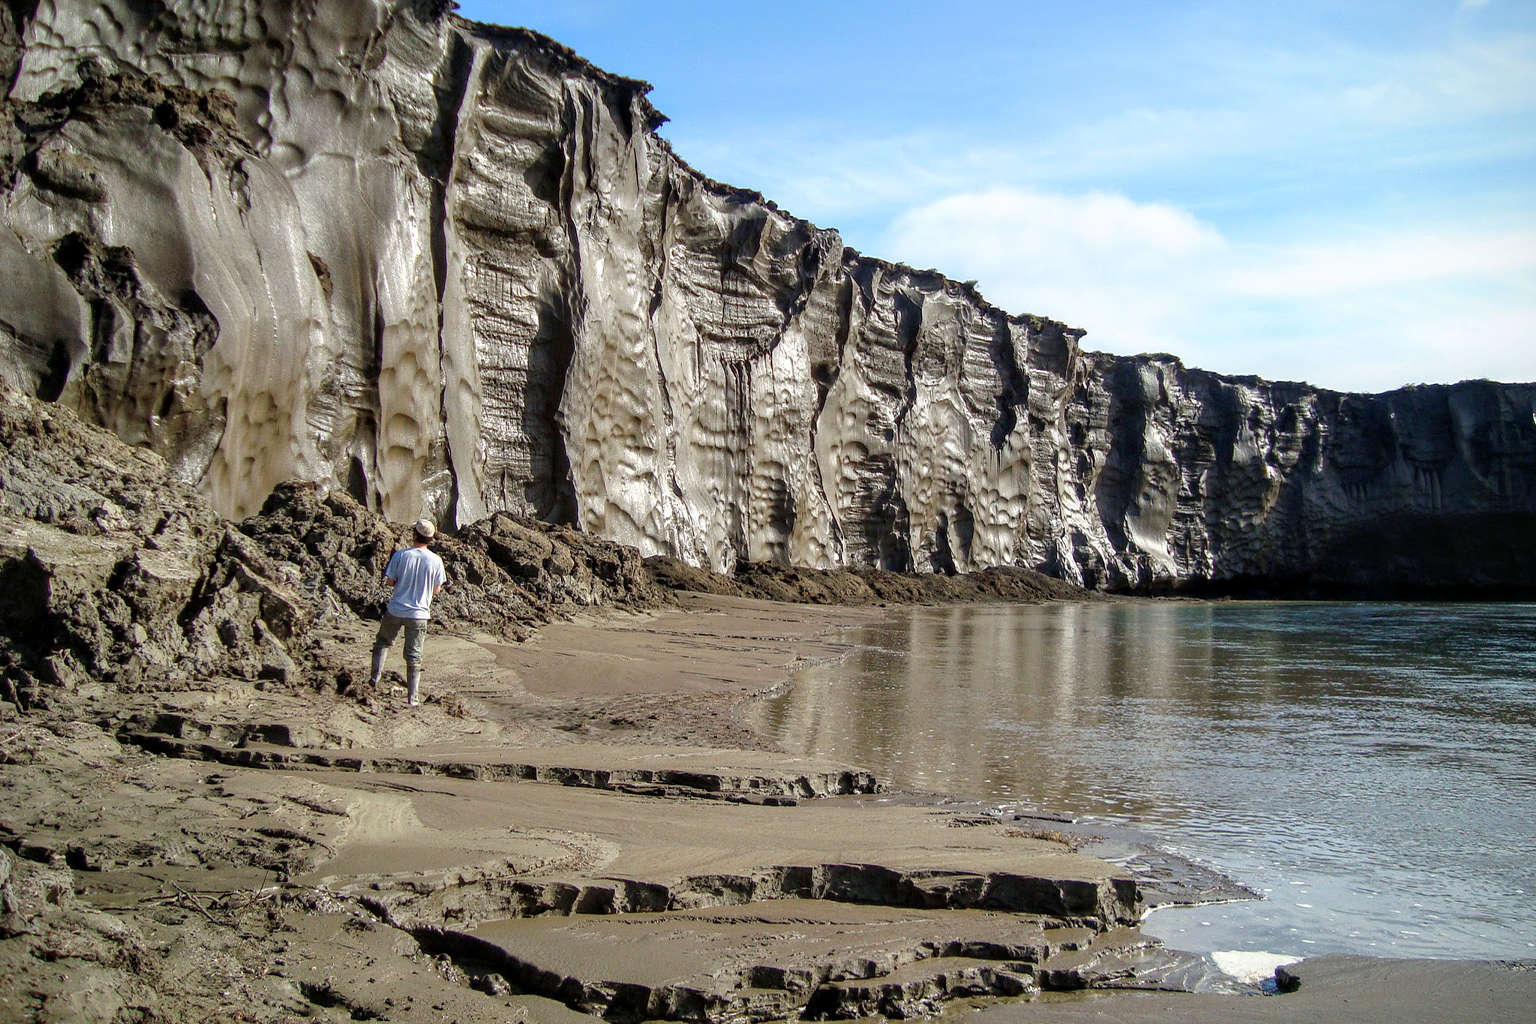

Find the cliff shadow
[[524, 301, 578, 524]]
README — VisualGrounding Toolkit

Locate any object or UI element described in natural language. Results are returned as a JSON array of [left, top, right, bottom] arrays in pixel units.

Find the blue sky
[[456, 1, 1535, 392]]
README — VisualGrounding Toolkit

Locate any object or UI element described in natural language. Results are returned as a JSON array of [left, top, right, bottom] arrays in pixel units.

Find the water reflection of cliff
[[749, 601, 1536, 821], [751, 603, 1199, 816]]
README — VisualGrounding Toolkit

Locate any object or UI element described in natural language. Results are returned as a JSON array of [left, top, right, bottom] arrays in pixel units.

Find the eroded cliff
[[1, 0, 1531, 592]]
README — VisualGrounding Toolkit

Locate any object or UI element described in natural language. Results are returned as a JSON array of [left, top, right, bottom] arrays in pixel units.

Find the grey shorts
[[375, 613, 428, 667]]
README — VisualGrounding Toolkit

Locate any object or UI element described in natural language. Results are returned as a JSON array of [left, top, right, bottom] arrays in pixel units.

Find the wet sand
[[3, 593, 1532, 1022], [968, 956, 1536, 1023]]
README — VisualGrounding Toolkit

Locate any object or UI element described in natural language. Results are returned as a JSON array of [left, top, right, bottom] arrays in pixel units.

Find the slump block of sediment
[[437, 904, 1222, 1022], [285, 768, 1137, 930], [272, 910, 613, 1024], [454, 901, 1075, 1021]]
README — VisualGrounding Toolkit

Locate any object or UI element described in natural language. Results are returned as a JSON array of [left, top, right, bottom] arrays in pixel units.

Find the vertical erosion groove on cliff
[[0, 0, 1531, 592]]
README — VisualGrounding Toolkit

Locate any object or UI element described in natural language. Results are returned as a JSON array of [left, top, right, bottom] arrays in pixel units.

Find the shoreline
[[3, 594, 1533, 1022]]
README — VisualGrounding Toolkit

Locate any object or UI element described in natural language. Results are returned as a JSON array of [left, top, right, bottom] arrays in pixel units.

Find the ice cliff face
[[1, 0, 1532, 592]]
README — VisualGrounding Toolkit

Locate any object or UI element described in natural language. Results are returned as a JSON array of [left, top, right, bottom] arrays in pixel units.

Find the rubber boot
[[368, 646, 387, 688], [406, 666, 421, 707]]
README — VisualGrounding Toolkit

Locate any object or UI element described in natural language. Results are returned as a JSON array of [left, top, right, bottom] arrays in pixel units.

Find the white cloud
[[886, 188, 1225, 270], [1227, 231, 1536, 297], [881, 187, 1229, 357], [880, 186, 1536, 392]]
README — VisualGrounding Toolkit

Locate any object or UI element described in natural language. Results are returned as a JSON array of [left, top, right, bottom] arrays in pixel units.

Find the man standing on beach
[[368, 518, 446, 706]]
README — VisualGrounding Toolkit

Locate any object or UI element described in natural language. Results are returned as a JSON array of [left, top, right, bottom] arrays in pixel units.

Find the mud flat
[[2, 594, 1533, 1023]]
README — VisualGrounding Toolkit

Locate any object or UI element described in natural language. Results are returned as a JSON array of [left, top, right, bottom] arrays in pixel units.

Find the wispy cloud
[[880, 188, 1224, 344], [1226, 231, 1536, 297], [672, 26, 1536, 221], [668, 126, 973, 230]]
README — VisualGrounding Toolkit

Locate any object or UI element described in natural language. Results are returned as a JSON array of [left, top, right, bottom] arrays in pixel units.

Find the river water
[[744, 600, 1536, 962]]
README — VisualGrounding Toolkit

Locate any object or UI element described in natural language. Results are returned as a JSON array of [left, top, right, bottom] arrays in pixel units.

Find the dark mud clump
[[239, 483, 664, 645], [0, 381, 667, 712]]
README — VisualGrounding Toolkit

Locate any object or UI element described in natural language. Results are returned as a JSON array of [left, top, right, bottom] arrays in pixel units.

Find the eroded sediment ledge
[[117, 728, 881, 802]]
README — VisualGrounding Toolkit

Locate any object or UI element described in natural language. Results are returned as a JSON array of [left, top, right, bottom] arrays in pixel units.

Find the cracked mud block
[[278, 911, 603, 1024], [450, 901, 1086, 1022]]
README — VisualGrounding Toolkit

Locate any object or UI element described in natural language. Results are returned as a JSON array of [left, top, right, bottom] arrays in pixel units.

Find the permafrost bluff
[[0, 0, 1531, 592]]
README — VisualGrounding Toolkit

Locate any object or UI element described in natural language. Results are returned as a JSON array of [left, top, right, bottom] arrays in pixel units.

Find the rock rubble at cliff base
[[0, 379, 669, 711]]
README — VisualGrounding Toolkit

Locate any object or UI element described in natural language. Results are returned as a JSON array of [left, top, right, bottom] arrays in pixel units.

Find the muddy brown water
[[745, 600, 1536, 962]]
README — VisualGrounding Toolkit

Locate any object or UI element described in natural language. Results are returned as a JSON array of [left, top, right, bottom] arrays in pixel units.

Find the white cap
[[413, 518, 436, 539]]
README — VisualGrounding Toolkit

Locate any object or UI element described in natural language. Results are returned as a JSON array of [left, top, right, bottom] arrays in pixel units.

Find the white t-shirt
[[384, 546, 446, 620]]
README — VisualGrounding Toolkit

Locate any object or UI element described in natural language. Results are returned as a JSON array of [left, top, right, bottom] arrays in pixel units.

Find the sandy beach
[[2, 592, 1533, 1023]]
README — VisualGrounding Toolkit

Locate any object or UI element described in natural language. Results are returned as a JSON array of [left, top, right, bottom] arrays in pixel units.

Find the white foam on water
[[1210, 950, 1302, 985]]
